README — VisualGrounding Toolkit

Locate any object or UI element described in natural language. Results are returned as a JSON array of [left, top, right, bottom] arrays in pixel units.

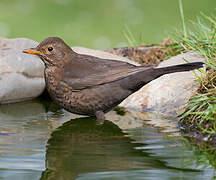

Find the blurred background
[[0, 0, 215, 49]]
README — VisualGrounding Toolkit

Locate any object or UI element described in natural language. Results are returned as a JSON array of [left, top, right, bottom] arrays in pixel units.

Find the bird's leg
[[95, 111, 105, 120], [95, 111, 105, 125]]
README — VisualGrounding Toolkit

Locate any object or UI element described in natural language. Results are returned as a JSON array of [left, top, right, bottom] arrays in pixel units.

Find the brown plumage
[[23, 37, 203, 119]]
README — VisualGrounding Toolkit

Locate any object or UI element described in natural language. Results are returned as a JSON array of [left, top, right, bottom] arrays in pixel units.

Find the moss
[[114, 106, 127, 116]]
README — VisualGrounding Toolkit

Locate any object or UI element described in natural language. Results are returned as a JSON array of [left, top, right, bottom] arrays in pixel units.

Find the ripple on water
[[0, 100, 216, 180]]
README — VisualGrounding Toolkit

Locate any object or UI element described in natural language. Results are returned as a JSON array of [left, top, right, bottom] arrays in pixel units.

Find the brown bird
[[23, 37, 203, 119]]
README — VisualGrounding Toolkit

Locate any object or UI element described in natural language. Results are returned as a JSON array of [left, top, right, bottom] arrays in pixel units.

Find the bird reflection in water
[[40, 117, 168, 180]]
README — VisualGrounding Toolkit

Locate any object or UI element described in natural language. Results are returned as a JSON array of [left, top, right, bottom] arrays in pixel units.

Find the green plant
[[175, 0, 216, 136]]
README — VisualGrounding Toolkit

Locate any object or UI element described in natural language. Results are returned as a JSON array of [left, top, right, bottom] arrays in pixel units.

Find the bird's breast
[[44, 68, 64, 96]]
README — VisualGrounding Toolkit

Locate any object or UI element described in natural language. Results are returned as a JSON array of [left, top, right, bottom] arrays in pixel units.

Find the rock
[[72, 46, 140, 66], [120, 51, 205, 116], [0, 38, 44, 104]]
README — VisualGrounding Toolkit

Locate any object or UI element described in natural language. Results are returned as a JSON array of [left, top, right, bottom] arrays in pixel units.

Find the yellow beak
[[23, 48, 43, 55]]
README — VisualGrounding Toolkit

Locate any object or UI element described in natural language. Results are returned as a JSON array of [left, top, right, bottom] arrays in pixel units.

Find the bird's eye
[[48, 47, 53, 52]]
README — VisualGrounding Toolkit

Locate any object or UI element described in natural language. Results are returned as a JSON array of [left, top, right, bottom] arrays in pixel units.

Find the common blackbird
[[23, 37, 203, 119]]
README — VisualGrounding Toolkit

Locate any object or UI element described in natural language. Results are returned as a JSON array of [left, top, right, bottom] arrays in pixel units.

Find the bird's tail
[[153, 62, 204, 78], [120, 62, 204, 92]]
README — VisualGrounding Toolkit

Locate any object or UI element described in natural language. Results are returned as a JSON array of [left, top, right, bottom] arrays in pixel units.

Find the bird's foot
[[95, 111, 105, 125]]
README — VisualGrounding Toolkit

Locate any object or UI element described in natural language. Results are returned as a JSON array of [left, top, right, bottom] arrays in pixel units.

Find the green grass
[[172, 1, 216, 137], [183, 136, 216, 169]]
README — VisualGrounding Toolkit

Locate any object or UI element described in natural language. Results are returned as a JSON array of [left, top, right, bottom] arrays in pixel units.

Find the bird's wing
[[62, 54, 149, 91]]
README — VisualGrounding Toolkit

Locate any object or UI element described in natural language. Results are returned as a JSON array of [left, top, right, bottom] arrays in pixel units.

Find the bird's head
[[23, 37, 73, 67]]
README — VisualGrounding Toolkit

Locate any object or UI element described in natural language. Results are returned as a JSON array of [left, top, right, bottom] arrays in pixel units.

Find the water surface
[[0, 100, 216, 180]]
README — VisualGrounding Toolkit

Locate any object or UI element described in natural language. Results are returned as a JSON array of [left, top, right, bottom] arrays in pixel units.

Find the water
[[0, 99, 216, 180]]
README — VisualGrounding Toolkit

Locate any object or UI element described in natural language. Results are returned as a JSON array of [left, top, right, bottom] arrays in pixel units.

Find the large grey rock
[[0, 38, 44, 104], [120, 51, 205, 115]]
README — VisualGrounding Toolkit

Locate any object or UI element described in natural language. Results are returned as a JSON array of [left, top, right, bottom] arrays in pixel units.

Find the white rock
[[0, 38, 44, 104], [72, 46, 140, 65], [120, 51, 205, 115]]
